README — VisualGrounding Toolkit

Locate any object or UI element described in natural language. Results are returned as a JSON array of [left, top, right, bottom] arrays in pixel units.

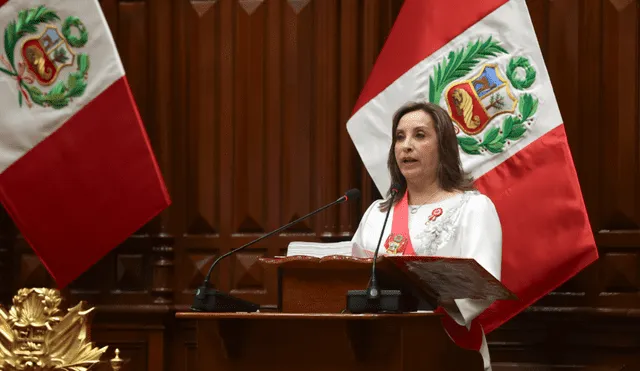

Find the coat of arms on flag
[[446, 65, 518, 135], [427, 37, 539, 155], [0, 5, 89, 109]]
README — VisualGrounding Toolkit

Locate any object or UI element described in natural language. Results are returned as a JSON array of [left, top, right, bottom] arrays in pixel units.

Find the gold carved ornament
[[0, 288, 122, 371]]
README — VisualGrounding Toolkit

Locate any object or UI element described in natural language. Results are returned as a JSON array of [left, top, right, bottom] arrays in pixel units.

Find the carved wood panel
[[0, 0, 638, 370], [166, 0, 400, 307]]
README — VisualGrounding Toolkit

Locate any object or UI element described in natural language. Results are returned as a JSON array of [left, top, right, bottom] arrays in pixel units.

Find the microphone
[[367, 184, 400, 299], [346, 183, 403, 313], [191, 188, 361, 312]]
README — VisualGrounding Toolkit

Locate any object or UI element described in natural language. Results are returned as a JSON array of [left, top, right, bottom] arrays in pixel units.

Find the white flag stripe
[[0, 0, 124, 173], [347, 0, 563, 196]]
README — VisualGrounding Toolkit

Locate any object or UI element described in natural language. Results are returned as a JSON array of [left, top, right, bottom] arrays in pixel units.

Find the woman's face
[[394, 109, 439, 183]]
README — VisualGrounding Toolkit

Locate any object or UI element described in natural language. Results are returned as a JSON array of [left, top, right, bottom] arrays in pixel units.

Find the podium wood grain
[[177, 312, 484, 371]]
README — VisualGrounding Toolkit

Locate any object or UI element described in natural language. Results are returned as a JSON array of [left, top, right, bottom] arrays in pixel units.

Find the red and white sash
[[387, 191, 484, 351]]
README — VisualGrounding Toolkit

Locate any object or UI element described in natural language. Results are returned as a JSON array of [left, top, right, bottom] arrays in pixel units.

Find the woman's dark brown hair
[[379, 101, 474, 211]]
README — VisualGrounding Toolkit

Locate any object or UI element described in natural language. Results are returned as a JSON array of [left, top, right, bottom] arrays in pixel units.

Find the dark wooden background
[[0, 0, 638, 370]]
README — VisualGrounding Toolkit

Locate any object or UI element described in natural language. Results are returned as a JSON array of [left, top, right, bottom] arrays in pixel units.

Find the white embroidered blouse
[[350, 190, 502, 370]]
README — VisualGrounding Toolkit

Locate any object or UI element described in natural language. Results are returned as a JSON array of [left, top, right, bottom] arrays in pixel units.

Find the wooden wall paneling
[[151, 236, 176, 304], [491, 311, 640, 370], [168, 0, 190, 314], [315, 0, 340, 237], [168, 317, 197, 371], [220, 0, 266, 304], [264, 0, 283, 248], [230, 0, 273, 304], [168, 0, 188, 238], [174, 0, 222, 307], [233, 0, 266, 238], [595, 0, 640, 311], [0, 244, 9, 304], [281, 0, 314, 237], [600, 0, 639, 232], [339, 0, 362, 236], [213, 0, 232, 265], [88, 308, 171, 371], [148, 0, 406, 313], [93, 330, 151, 371], [148, 0, 175, 247]]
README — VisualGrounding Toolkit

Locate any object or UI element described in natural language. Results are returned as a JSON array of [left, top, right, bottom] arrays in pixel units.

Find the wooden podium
[[176, 255, 515, 371]]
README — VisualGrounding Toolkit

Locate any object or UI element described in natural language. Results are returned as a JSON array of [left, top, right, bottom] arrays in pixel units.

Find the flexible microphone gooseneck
[[346, 183, 403, 313], [191, 188, 361, 312], [366, 185, 400, 299]]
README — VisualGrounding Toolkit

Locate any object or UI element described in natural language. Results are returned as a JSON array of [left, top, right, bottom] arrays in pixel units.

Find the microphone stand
[[346, 187, 402, 313], [192, 190, 359, 312]]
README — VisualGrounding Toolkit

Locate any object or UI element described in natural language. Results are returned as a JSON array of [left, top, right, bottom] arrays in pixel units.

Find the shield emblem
[[445, 64, 517, 135], [21, 26, 75, 86]]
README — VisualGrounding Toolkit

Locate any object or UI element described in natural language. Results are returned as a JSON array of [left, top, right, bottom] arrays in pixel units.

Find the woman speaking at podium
[[351, 101, 502, 371]]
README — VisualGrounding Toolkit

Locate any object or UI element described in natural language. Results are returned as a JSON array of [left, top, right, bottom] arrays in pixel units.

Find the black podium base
[[191, 287, 259, 312], [345, 289, 403, 313]]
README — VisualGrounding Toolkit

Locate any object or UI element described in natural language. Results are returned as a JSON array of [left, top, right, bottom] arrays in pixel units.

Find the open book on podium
[[259, 241, 516, 314]]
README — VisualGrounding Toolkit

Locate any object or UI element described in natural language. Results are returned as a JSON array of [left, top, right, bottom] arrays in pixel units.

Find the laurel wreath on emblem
[[0, 5, 90, 109], [428, 37, 539, 155]]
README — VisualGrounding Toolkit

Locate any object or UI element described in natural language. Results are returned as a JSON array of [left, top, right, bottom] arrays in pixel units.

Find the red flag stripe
[[0, 0, 7, 8], [0, 76, 170, 288], [352, 0, 509, 115], [474, 124, 598, 333]]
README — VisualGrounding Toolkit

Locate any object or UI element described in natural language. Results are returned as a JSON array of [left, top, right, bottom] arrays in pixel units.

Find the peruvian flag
[[347, 0, 598, 339], [0, 0, 170, 287]]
